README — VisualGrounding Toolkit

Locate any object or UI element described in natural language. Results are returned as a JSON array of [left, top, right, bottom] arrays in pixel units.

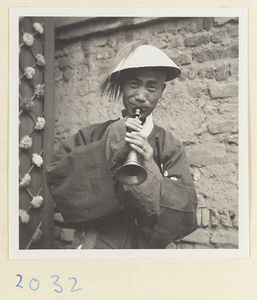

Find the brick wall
[[53, 17, 239, 249]]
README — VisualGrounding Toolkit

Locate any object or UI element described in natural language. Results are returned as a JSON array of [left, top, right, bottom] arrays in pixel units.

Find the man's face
[[120, 68, 166, 120]]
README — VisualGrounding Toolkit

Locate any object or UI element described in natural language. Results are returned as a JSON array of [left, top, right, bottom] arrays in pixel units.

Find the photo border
[[9, 7, 248, 259]]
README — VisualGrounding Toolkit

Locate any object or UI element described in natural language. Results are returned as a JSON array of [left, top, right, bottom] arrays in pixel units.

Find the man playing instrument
[[45, 41, 197, 249]]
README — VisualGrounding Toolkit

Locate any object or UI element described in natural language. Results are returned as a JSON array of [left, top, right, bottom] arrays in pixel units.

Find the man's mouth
[[129, 103, 148, 113]]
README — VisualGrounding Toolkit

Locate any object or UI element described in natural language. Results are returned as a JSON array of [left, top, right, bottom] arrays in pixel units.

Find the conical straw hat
[[110, 44, 181, 82]]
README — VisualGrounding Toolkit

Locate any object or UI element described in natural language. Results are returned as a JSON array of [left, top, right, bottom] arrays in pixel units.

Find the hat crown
[[111, 44, 181, 82]]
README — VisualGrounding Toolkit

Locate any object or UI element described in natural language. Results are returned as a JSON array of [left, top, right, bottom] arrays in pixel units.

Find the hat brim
[[110, 66, 181, 83]]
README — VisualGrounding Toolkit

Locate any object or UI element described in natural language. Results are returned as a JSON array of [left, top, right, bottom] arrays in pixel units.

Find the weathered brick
[[215, 63, 229, 81], [59, 57, 70, 69], [173, 53, 192, 65], [176, 242, 195, 249], [230, 60, 239, 77], [214, 17, 238, 26], [208, 83, 238, 99], [60, 228, 75, 242], [233, 212, 239, 228], [165, 242, 176, 249], [187, 84, 208, 98], [192, 46, 227, 63], [201, 208, 210, 227], [195, 244, 212, 249], [187, 143, 227, 166], [173, 37, 183, 48], [71, 50, 85, 64], [197, 194, 206, 208], [197, 208, 202, 227], [227, 144, 238, 153], [185, 34, 210, 47], [184, 18, 203, 33], [182, 229, 211, 245], [125, 31, 133, 42], [198, 68, 205, 78], [195, 124, 208, 136], [63, 69, 73, 81], [205, 66, 216, 79], [55, 48, 67, 58], [211, 29, 227, 44], [192, 167, 201, 181], [203, 18, 213, 30], [156, 23, 167, 34], [207, 120, 235, 134], [226, 24, 239, 37], [231, 124, 239, 134], [218, 103, 238, 114], [95, 38, 108, 47], [226, 44, 239, 59], [228, 134, 238, 145], [210, 209, 220, 227], [180, 67, 198, 80], [211, 230, 238, 248], [220, 210, 233, 228], [167, 27, 178, 35], [96, 51, 114, 60], [159, 41, 168, 49]]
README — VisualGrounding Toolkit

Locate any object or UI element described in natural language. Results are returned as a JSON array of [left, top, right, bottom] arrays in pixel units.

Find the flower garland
[[19, 173, 31, 188], [35, 117, 45, 130], [19, 209, 30, 224], [33, 22, 44, 34], [31, 196, 44, 208], [19, 135, 33, 149], [19, 20, 46, 249], [34, 84, 45, 98], [32, 153, 44, 167]]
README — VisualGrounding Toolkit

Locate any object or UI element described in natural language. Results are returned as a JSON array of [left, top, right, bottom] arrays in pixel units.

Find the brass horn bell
[[116, 108, 147, 186], [116, 149, 147, 186]]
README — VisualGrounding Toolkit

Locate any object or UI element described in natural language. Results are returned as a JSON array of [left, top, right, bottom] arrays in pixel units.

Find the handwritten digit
[[29, 278, 40, 291], [68, 277, 82, 292], [16, 274, 23, 289], [51, 275, 63, 293]]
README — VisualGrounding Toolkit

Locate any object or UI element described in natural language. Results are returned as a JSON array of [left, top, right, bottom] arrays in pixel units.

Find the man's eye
[[148, 85, 158, 91], [129, 81, 139, 88]]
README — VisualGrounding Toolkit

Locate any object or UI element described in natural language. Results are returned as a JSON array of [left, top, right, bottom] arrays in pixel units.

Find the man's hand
[[124, 118, 153, 162]]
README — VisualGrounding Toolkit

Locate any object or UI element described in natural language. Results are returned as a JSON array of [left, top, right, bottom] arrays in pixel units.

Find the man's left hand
[[125, 131, 153, 162]]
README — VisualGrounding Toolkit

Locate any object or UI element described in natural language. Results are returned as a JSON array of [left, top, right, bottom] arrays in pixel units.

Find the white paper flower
[[20, 97, 34, 111], [35, 117, 45, 130], [33, 22, 44, 34], [24, 67, 35, 79], [31, 196, 43, 208], [19, 173, 31, 188], [19, 209, 30, 224], [19, 135, 33, 149], [34, 84, 45, 98], [32, 153, 43, 167], [22, 32, 34, 46], [36, 54, 46, 66]]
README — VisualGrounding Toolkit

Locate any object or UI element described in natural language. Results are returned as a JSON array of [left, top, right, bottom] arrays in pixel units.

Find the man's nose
[[135, 88, 147, 102]]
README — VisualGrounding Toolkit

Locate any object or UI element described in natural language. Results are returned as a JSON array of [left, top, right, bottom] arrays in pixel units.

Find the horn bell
[[116, 150, 147, 186]]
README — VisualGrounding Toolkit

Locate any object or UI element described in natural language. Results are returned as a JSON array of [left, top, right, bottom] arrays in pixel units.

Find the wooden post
[[41, 17, 55, 248]]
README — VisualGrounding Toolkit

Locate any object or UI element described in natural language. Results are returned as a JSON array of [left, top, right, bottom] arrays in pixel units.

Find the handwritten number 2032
[[16, 274, 82, 293]]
